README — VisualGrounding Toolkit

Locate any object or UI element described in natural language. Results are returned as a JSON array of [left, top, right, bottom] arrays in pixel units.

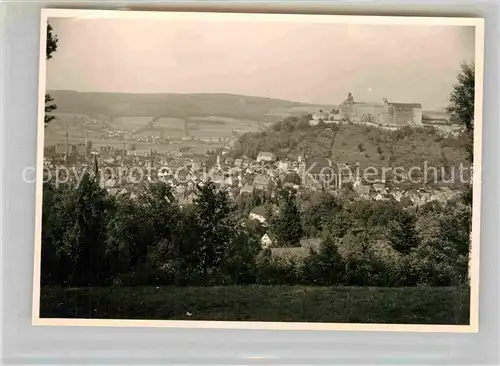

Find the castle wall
[[337, 93, 422, 127], [392, 107, 413, 126], [340, 103, 391, 124], [390, 106, 423, 126]]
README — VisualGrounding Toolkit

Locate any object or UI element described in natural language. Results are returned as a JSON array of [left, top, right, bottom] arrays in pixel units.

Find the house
[[256, 152, 277, 163], [261, 233, 276, 249], [190, 160, 203, 171], [392, 190, 404, 202], [239, 185, 254, 195], [254, 174, 271, 190], [103, 177, 117, 188], [75, 143, 88, 156], [372, 183, 386, 192], [420, 192, 431, 204], [277, 161, 289, 172], [249, 206, 268, 225], [299, 238, 322, 252], [301, 158, 337, 190], [103, 157, 115, 165], [128, 149, 149, 157], [179, 192, 197, 206], [270, 247, 310, 263], [224, 175, 236, 186], [179, 146, 193, 157], [211, 172, 224, 184], [54, 143, 67, 155], [353, 178, 371, 196], [309, 111, 328, 125]]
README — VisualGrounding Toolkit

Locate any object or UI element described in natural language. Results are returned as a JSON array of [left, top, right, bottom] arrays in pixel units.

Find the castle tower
[[346, 92, 354, 104]]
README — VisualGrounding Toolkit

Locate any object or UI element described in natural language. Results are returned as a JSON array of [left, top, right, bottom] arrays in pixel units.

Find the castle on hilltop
[[311, 92, 423, 128]]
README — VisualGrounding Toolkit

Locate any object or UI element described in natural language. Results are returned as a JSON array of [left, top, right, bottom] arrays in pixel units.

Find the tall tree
[[446, 62, 475, 133], [446, 62, 475, 164], [387, 211, 418, 254], [54, 174, 113, 286], [303, 235, 344, 285], [194, 182, 236, 281], [45, 23, 58, 125], [272, 188, 303, 247]]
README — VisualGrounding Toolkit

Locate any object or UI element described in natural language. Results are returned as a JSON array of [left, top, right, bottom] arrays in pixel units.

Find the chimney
[[64, 132, 69, 164]]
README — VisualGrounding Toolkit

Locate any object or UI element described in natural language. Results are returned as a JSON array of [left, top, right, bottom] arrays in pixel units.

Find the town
[[44, 130, 464, 209]]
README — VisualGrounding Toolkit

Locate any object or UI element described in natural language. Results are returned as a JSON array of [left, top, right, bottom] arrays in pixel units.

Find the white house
[[249, 206, 268, 225], [392, 191, 403, 202], [277, 161, 289, 172], [261, 233, 275, 249], [256, 152, 277, 163]]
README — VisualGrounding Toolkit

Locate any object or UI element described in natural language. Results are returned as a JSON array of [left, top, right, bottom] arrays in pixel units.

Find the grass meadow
[[40, 285, 470, 325]]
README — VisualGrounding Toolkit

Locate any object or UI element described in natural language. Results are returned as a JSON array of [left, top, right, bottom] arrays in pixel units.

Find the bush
[[302, 236, 344, 285], [255, 250, 302, 285]]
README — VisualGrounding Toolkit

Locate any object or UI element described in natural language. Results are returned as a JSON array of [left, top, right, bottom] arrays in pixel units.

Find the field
[[44, 91, 334, 143], [39, 285, 470, 325]]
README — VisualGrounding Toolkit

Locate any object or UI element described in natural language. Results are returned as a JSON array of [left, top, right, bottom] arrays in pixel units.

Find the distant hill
[[47, 90, 334, 124], [231, 116, 470, 183], [45, 91, 335, 144]]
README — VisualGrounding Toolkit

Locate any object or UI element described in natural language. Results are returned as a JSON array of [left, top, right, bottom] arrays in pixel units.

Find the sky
[[46, 17, 476, 110]]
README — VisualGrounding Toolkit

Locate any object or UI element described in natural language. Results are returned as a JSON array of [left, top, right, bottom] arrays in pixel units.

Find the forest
[[41, 173, 471, 289]]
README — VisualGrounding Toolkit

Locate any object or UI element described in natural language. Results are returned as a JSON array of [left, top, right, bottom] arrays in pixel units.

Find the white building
[[249, 206, 268, 225], [261, 233, 275, 249], [256, 152, 277, 163]]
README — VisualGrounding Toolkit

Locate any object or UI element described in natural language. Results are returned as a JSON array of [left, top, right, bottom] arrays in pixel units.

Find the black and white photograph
[[33, 9, 484, 331]]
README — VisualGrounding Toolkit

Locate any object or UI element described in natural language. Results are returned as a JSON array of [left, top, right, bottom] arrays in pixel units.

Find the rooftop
[[250, 205, 268, 217]]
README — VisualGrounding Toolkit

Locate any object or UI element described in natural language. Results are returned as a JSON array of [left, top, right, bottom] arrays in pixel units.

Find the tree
[[446, 62, 475, 133], [446, 62, 475, 163], [44, 94, 57, 125], [45, 22, 58, 126], [272, 188, 303, 247], [301, 192, 342, 236], [53, 174, 113, 286], [224, 230, 261, 284], [387, 210, 418, 254], [105, 196, 152, 279], [46, 23, 58, 60], [413, 201, 471, 285], [303, 235, 344, 285], [282, 172, 302, 186], [341, 229, 388, 286], [194, 182, 237, 281]]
